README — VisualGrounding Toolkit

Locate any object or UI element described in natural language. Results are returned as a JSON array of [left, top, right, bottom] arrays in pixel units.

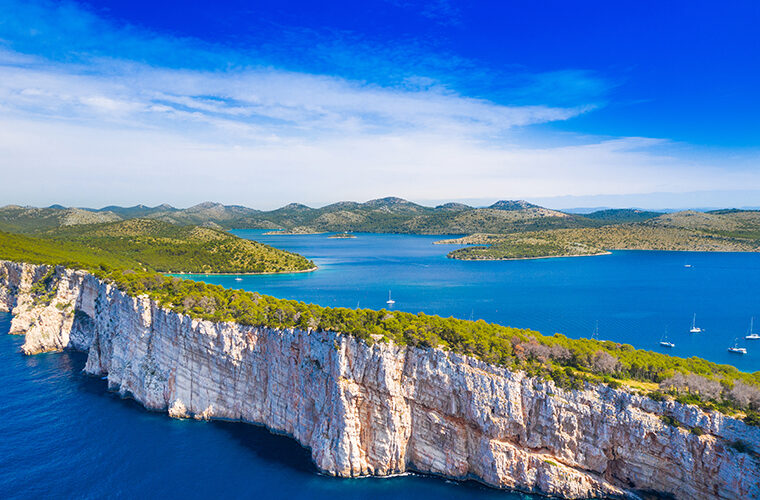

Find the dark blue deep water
[[2, 232, 760, 498], [0, 311, 526, 498]]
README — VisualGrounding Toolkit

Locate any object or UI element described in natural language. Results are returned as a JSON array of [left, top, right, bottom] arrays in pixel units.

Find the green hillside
[[44, 219, 315, 274], [584, 208, 664, 224]]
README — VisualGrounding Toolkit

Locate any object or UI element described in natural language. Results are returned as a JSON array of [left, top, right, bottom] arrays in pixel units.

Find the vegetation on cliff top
[[1, 229, 759, 422]]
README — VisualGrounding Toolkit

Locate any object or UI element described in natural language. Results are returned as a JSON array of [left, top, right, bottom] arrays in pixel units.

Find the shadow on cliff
[[57, 349, 319, 475], [212, 420, 318, 474]]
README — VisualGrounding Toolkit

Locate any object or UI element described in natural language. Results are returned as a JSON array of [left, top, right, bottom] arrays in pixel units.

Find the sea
[[2, 231, 758, 498]]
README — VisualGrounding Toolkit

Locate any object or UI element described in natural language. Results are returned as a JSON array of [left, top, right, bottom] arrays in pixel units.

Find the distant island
[[327, 232, 356, 239], [440, 210, 760, 260]]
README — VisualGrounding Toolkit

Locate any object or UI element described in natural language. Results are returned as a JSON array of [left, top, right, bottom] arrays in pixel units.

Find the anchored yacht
[[689, 313, 702, 333], [746, 317, 759, 340], [728, 338, 747, 354]]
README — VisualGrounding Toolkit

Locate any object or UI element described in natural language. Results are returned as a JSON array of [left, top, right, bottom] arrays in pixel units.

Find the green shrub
[[660, 415, 681, 428], [744, 411, 760, 427]]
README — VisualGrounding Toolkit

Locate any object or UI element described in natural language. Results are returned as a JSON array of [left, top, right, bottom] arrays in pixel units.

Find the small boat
[[728, 338, 747, 354], [659, 331, 675, 348], [689, 313, 702, 333], [746, 317, 759, 340], [235, 277, 243, 282], [386, 290, 395, 306]]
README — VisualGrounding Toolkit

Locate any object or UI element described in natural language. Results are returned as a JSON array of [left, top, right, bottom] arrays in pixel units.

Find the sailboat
[[234, 277, 243, 282], [386, 290, 395, 306], [689, 313, 702, 333], [728, 338, 747, 354], [746, 317, 759, 340], [659, 330, 675, 348], [591, 321, 600, 341]]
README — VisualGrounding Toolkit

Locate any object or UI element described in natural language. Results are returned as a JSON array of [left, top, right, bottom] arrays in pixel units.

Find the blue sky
[[0, 0, 758, 208]]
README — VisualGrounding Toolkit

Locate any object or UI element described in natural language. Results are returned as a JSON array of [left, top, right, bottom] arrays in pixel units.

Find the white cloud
[[0, 49, 757, 208], [0, 51, 588, 140]]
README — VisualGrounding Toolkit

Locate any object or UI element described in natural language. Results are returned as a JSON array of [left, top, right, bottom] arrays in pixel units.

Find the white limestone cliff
[[1, 260, 758, 499]]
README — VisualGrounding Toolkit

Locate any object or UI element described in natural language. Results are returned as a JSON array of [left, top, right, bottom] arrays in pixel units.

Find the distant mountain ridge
[[0, 198, 677, 235]]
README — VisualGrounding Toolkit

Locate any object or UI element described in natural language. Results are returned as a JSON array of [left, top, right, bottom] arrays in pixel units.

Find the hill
[[0, 206, 121, 233], [43, 219, 315, 274], [206, 197, 591, 234], [2, 198, 598, 234], [583, 208, 664, 224], [6, 201, 760, 240]]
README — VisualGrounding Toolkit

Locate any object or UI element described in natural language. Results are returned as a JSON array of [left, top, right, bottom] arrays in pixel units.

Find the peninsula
[[2, 260, 759, 499]]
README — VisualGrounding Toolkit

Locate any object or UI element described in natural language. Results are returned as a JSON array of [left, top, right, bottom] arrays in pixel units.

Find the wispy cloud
[[0, 50, 590, 141]]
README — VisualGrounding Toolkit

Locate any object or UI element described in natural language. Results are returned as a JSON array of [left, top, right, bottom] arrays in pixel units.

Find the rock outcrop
[[1, 261, 758, 499]]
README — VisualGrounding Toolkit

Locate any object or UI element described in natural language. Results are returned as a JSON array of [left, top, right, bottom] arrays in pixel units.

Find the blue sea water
[[0, 312, 526, 498], [207, 231, 758, 372], [3, 232, 760, 498]]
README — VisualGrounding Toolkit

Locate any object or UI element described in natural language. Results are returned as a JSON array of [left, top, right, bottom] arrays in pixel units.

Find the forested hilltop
[[1, 225, 759, 427], [0, 219, 314, 275]]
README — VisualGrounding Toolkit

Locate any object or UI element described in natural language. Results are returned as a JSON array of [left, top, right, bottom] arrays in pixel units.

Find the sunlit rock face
[[2, 260, 758, 500]]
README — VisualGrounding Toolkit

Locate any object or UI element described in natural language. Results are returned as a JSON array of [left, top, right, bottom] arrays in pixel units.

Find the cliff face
[[1, 261, 758, 499]]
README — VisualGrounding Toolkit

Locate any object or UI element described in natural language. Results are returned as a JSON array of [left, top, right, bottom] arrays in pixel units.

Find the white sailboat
[[234, 277, 243, 281], [746, 317, 759, 340], [689, 313, 702, 333], [728, 338, 747, 354], [386, 290, 395, 306], [659, 330, 675, 348]]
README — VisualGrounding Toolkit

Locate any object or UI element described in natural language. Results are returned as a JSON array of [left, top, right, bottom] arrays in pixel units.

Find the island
[[327, 232, 356, 239], [439, 210, 760, 260]]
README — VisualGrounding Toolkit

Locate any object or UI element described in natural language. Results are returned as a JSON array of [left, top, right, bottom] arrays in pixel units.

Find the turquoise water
[[3, 232, 760, 498], [193, 231, 759, 373]]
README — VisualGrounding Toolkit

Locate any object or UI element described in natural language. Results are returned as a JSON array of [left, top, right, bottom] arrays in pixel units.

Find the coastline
[[263, 230, 327, 235], [448, 251, 613, 261], [167, 265, 318, 276], [448, 246, 760, 262]]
